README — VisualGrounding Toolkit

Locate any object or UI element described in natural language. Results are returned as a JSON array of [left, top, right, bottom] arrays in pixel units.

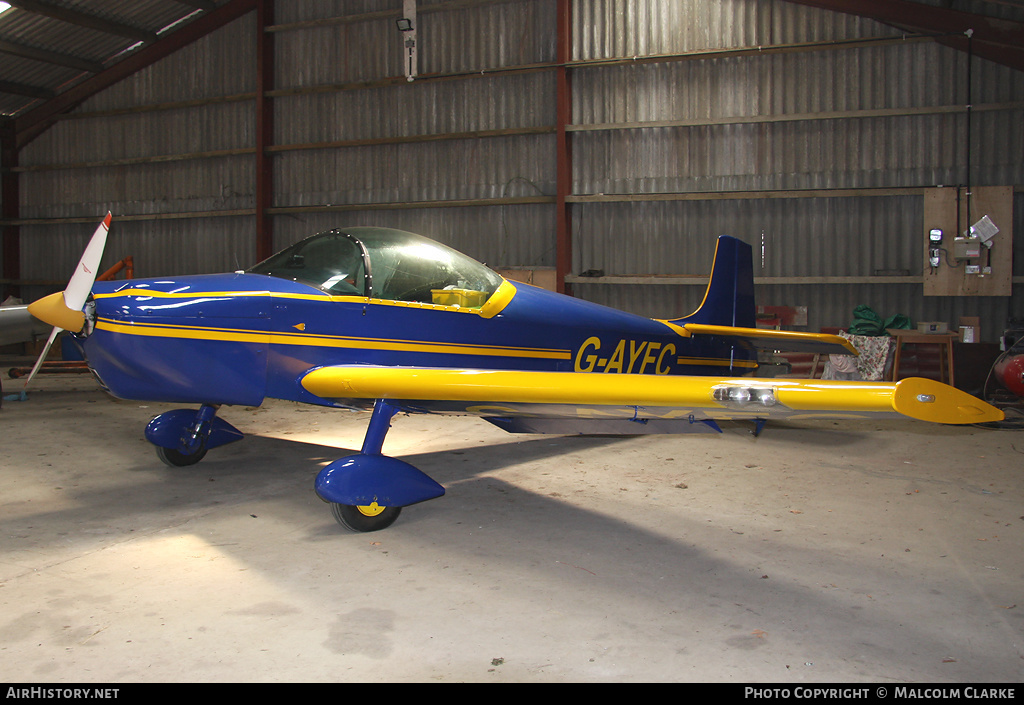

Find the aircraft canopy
[[249, 227, 504, 309]]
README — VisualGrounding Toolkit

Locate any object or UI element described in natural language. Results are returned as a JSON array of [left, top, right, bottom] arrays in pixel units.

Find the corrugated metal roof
[[0, 0, 223, 118]]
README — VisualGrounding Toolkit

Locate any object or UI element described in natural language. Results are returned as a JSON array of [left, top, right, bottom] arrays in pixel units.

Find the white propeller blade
[[23, 212, 112, 388], [22, 328, 60, 387], [65, 212, 112, 310]]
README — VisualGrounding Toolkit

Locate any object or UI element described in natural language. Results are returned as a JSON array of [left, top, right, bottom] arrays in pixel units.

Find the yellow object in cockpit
[[431, 288, 489, 308]]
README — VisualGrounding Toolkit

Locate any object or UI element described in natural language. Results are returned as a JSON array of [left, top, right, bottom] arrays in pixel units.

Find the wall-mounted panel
[[924, 186, 1014, 296]]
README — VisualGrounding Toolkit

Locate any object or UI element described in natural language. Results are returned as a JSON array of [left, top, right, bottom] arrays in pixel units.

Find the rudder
[[670, 235, 755, 328]]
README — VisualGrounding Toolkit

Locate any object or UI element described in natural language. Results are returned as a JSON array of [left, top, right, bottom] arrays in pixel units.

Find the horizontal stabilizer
[[667, 322, 859, 356]]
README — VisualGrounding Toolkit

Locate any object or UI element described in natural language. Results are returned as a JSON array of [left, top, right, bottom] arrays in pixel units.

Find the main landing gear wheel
[[155, 443, 208, 467], [331, 502, 402, 533]]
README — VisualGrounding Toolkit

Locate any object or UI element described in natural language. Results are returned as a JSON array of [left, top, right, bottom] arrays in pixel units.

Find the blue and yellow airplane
[[26, 215, 1003, 531]]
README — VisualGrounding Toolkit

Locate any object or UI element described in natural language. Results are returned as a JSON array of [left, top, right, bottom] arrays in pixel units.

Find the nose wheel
[[145, 406, 243, 468], [331, 503, 402, 532], [156, 442, 208, 467]]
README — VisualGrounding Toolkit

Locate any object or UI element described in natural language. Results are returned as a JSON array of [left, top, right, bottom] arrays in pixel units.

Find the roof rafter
[[4, 0, 157, 44], [784, 0, 1024, 71], [0, 36, 105, 73], [173, 1, 219, 10], [0, 79, 54, 100], [13, 0, 257, 149]]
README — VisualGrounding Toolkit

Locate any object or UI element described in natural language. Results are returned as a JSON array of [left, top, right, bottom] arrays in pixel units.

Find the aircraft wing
[[0, 305, 49, 347], [300, 366, 1003, 426]]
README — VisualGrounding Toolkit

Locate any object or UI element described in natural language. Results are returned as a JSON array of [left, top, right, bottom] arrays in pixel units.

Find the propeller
[[24, 212, 112, 387]]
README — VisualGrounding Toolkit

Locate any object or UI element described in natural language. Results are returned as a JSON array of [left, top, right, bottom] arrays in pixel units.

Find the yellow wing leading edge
[[301, 366, 1004, 426]]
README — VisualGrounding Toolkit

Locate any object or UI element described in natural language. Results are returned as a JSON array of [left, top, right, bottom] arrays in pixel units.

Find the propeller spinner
[[24, 212, 112, 386]]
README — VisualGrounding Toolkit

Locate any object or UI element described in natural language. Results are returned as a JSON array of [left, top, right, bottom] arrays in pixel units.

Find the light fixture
[[712, 384, 780, 409], [398, 1, 417, 81]]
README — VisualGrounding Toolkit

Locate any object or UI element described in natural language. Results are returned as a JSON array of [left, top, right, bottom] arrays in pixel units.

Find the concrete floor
[[1, 368, 1022, 683]]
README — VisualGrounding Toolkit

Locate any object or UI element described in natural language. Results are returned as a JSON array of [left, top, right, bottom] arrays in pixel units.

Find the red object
[[995, 354, 1024, 397]]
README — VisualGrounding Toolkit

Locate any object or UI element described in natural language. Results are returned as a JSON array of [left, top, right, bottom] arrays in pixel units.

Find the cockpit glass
[[248, 232, 366, 295], [249, 227, 503, 309]]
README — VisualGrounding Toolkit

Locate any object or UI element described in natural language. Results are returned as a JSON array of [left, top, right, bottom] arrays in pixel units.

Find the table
[[887, 328, 957, 385]]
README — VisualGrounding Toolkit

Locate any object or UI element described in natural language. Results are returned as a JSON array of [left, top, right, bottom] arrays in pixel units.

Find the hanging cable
[[964, 29, 973, 236]]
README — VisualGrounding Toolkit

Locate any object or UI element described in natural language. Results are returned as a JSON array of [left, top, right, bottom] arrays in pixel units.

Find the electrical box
[[923, 186, 1013, 297], [953, 237, 982, 262], [928, 228, 943, 267]]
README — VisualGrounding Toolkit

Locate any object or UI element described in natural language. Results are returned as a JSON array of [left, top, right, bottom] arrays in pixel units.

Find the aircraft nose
[[27, 292, 86, 333], [21, 212, 111, 387]]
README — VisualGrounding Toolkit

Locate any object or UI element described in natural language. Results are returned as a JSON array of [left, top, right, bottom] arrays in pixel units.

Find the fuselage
[[79, 272, 757, 408]]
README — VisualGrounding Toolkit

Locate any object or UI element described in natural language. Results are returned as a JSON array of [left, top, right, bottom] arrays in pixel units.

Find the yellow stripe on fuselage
[[93, 318, 571, 360]]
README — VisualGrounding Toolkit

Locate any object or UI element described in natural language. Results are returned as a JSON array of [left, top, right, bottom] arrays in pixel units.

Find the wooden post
[[555, 0, 572, 295], [255, 0, 274, 263]]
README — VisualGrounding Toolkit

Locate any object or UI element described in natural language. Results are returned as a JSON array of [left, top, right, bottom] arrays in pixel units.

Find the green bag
[[848, 305, 911, 336], [883, 313, 912, 331]]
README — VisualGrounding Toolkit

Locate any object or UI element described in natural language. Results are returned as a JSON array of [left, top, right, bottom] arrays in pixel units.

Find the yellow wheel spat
[[357, 502, 386, 517]]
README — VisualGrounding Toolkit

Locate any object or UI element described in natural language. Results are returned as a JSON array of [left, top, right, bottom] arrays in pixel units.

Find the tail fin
[[669, 235, 755, 329]]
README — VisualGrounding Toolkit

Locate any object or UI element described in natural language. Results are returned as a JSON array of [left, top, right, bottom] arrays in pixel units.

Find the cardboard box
[[959, 316, 980, 343]]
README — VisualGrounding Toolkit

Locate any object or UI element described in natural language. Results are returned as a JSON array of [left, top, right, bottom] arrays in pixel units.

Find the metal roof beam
[[0, 37, 105, 73], [13, 0, 257, 149], [4, 0, 157, 44], [783, 0, 1024, 71], [173, 1, 219, 10], [0, 79, 55, 100]]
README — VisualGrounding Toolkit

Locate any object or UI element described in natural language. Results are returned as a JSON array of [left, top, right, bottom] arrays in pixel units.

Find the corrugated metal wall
[[7, 0, 1024, 342], [266, 0, 557, 267], [566, 0, 1023, 337]]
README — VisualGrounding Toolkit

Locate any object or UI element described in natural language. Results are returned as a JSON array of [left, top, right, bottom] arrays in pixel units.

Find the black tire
[[330, 502, 402, 532], [155, 443, 208, 467]]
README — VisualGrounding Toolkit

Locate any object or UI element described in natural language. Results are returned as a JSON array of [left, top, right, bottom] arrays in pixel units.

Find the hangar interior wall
[[6, 0, 1024, 343]]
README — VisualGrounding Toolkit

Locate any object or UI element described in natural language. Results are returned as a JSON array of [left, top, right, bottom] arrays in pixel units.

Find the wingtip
[[893, 377, 1004, 425]]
